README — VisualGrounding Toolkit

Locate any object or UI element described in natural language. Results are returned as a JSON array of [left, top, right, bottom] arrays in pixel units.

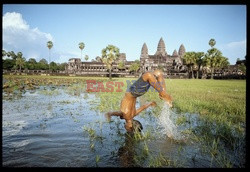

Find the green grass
[[166, 79, 245, 125]]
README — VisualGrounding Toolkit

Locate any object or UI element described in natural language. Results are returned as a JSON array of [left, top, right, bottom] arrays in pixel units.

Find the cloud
[[218, 40, 246, 64], [225, 40, 246, 49], [2, 12, 55, 62]]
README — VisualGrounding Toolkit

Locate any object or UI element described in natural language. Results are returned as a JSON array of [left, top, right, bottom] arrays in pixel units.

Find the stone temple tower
[[178, 44, 186, 57], [155, 37, 167, 56], [172, 49, 178, 56], [140, 43, 149, 73], [140, 43, 148, 60]]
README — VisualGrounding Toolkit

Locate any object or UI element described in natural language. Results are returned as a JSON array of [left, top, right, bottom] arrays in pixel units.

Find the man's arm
[[142, 72, 173, 107]]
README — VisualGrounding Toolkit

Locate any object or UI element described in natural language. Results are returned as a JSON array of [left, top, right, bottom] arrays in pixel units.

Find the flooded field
[[2, 76, 245, 167]]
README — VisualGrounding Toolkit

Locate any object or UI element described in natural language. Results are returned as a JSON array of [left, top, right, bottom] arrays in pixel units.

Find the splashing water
[[157, 104, 185, 140]]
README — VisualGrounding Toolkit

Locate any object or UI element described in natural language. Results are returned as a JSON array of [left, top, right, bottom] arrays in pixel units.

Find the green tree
[[204, 48, 223, 79], [84, 55, 89, 61], [27, 58, 37, 70], [238, 63, 246, 75], [50, 61, 58, 72], [204, 39, 229, 79], [193, 52, 205, 79], [7, 51, 17, 60], [209, 38, 216, 48], [38, 58, 49, 70], [129, 60, 140, 73], [79, 42, 85, 60], [101, 45, 120, 79], [2, 50, 15, 70], [15, 52, 26, 72], [183, 52, 196, 79], [47, 41, 53, 72], [217, 56, 229, 69], [118, 61, 125, 70], [3, 59, 15, 70], [58, 62, 67, 71]]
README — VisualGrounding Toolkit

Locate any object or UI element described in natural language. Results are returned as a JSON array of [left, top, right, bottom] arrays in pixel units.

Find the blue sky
[[2, 5, 246, 64]]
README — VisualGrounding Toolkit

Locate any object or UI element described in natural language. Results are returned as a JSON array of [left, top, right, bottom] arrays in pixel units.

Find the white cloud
[[3, 12, 29, 30], [218, 40, 246, 64], [2, 12, 55, 62], [225, 40, 246, 49]]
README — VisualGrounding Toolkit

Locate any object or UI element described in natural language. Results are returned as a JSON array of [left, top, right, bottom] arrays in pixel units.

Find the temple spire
[[172, 49, 178, 56], [140, 43, 148, 59], [155, 37, 167, 56], [178, 44, 186, 57]]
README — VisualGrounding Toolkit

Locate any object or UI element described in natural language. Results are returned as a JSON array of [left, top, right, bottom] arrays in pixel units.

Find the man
[[105, 69, 173, 132]]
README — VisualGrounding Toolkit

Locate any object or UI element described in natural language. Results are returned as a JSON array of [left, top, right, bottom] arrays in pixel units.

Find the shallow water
[[2, 86, 243, 167]]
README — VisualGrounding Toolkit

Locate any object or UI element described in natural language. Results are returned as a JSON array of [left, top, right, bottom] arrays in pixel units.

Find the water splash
[[157, 104, 185, 140]]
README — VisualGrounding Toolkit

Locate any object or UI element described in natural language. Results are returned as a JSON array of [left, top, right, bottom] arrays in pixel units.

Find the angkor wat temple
[[139, 37, 186, 75], [65, 37, 245, 79], [65, 37, 189, 78]]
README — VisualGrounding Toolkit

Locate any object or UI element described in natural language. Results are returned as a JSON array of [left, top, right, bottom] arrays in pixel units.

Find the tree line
[[3, 39, 244, 80], [183, 39, 230, 79], [2, 50, 67, 72]]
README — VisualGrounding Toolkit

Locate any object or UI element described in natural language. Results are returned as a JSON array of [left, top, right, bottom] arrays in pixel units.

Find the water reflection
[[118, 132, 138, 167]]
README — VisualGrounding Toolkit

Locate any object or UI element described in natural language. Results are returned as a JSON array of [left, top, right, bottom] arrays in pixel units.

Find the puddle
[[2, 85, 245, 167]]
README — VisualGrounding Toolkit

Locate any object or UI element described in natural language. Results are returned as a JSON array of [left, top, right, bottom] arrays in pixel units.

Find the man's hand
[[159, 92, 173, 108], [165, 100, 173, 108]]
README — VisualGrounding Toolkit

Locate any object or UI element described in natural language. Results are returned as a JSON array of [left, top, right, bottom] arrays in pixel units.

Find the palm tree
[[193, 52, 205, 79], [204, 48, 223, 79], [79, 42, 85, 61], [216, 56, 230, 76], [209, 38, 216, 48], [47, 41, 53, 73], [183, 52, 196, 79], [101, 45, 120, 79], [84, 55, 89, 61], [15, 52, 25, 72], [205, 38, 229, 79], [8, 51, 17, 60]]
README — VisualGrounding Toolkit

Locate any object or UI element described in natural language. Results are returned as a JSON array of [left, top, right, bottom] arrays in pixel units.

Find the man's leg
[[105, 111, 124, 122], [142, 70, 172, 107], [154, 70, 167, 93], [142, 70, 166, 93], [133, 101, 156, 117]]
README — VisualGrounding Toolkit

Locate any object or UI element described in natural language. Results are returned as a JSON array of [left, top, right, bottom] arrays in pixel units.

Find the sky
[[2, 5, 246, 65]]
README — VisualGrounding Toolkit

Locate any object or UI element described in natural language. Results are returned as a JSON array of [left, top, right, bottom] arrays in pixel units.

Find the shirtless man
[[105, 69, 173, 132]]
